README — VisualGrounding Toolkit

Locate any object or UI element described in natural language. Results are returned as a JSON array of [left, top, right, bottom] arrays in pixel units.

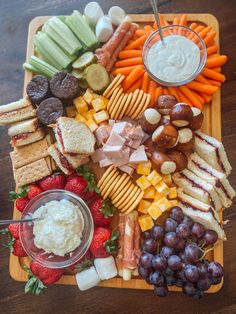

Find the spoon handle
[[0, 218, 39, 226], [150, 0, 164, 43]]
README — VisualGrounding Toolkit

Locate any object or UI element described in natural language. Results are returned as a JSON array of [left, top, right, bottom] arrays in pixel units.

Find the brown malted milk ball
[[152, 124, 178, 149], [139, 108, 161, 134], [151, 151, 177, 175], [167, 149, 188, 172], [161, 115, 171, 125], [176, 128, 194, 152], [170, 103, 193, 127], [189, 107, 204, 131], [157, 95, 178, 115]]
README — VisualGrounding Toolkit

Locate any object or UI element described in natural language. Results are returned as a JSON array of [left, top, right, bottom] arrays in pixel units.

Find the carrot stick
[[154, 87, 163, 103], [118, 50, 142, 59], [204, 31, 216, 46], [199, 92, 212, 104], [190, 25, 205, 41], [179, 86, 203, 109], [206, 45, 218, 55], [205, 55, 227, 68], [211, 67, 221, 73], [195, 74, 211, 85], [126, 76, 143, 93], [176, 88, 193, 107], [163, 88, 169, 95], [147, 80, 157, 107], [179, 14, 187, 26], [115, 57, 143, 68], [124, 35, 148, 50], [206, 79, 221, 87], [189, 22, 197, 30], [122, 65, 145, 91], [198, 26, 212, 39], [135, 29, 148, 37], [187, 81, 218, 94], [191, 90, 205, 104], [167, 87, 180, 101], [201, 67, 226, 83], [173, 17, 180, 25], [141, 72, 149, 93], [144, 25, 153, 32], [112, 65, 137, 76]]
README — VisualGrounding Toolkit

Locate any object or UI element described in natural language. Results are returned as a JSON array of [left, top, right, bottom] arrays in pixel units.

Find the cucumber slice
[[72, 52, 96, 70], [71, 69, 88, 90], [84, 64, 110, 93]]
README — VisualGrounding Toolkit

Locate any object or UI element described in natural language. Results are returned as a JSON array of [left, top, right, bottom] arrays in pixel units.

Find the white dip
[[33, 199, 84, 256], [147, 34, 200, 83]]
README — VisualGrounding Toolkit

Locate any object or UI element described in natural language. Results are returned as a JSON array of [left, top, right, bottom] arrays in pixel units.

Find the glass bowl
[[142, 25, 207, 86], [19, 190, 94, 269]]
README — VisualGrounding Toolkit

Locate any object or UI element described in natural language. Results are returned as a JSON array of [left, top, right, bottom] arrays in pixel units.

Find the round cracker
[[116, 185, 139, 209], [109, 173, 128, 196], [132, 92, 147, 119], [100, 171, 120, 197], [137, 93, 151, 119], [125, 89, 139, 116], [111, 179, 132, 202], [110, 92, 125, 119], [107, 87, 121, 111], [103, 74, 124, 98], [105, 75, 125, 99], [120, 189, 143, 212], [114, 93, 128, 120], [128, 90, 144, 117], [102, 173, 122, 199], [100, 168, 119, 194], [98, 165, 115, 188], [118, 92, 133, 119], [107, 87, 123, 113], [112, 181, 133, 206], [124, 191, 145, 214]]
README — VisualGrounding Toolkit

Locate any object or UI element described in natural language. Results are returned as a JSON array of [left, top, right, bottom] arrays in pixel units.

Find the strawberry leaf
[[73, 259, 93, 273], [101, 198, 116, 218], [24, 266, 46, 295], [105, 230, 119, 255], [9, 186, 28, 201], [76, 166, 100, 193], [0, 228, 14, 250]]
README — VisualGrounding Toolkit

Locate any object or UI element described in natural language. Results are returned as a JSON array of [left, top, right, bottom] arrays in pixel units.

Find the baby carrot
[[153, 21, 157, 29], [154, 87, 163, 103], [144, 25, 153, 32], [179, 14, 188, 26], [124, 35, 148, 50], [201, 67, 226, 83], [173, 17, 180, 34], [122, 65, 144, 91], [168, 87, 180, 101], [189, 22, 198, 30], [205, 55, 227, 68], [204, 31, 216, 46], [163, 88, 169, 95], [134, 29, 148, 37], [199, 92, 212, 104], [119, 50, 142, 59], [126, 76, 143, 93], [187, 81, 218, 94], [179, 85, 203, 109], [211, 67, 221, 73], [115, 57, 143, 68], [206, 79, 221, 87], [141, 72, 149, 93], [148, 80, 157, 107], [195, 74, 210, 85], [191, 25, 205, 41], [206, 45, 218, 55], [191, 90, 205, 104], [112, 65, 137, 76], [176, 88, 193, 107], [198, 26, 212, 39]]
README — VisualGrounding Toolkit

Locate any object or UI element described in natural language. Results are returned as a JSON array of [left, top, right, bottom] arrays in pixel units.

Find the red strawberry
[[12, 238, 27, 257], [89, 227, 119, 258], [27, 184, 42, 200], [8, 224, 19, 239], [66, 172, 78, 182], [39, 173, 66, 191], [9, 187, 29, 212], [89, 198, 115, 227], [15, 197, 29, 212], [69, 251, 92, 271], [25, 261, 64, 295]]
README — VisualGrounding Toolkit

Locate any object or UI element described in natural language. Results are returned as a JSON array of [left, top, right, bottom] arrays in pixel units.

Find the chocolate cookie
[[26, 75, 51, 105], [37, 97, 64, 125], [50, 72, 79, 100]]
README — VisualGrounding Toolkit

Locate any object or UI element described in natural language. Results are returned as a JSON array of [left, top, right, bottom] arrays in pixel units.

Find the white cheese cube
[[76, 266, 100, 291], [94, 256, 118, 280]]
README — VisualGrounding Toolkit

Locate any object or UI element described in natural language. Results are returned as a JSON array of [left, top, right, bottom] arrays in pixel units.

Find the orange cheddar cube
[[142, 186, 156, 199], [66, 105, 76, 118], [75, 114, 87, 123], [147, 202, 163, 220], [85, 109, 96, 120], [154, 191, 165, 201], [168, 187, 177, 199], [85, 119, 98, 132], [163, 174, 172, 186], [93, 110, 109, 124], [91, 98, 106, 112], [169, 200, 179, 207], [136, 161, 152, 175], [147, 170, 162, 186], [83, 88, 94, 104], [138, 215, 154, 232], [136, 175, 151, 190], [155, 197, 172, 212], [155, 181, 169, 196], [73, 96, 88, 114], [138, 200, 152, 214]]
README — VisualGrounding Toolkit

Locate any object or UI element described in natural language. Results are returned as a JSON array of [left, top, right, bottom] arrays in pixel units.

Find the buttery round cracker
[[120, 188, 143, 213], [125, 89, 139, 116], [109, 173, 128, 196], [107, 87, 123, 113], [111, 180, 133, 203], [103, 74, 125, 98], [116, 185, 139, 209], [118, 92, 133, 119], [107, 87, 121, 111], [100, 171, 120, 197], [114, 93, 128, 120], [128, 89, 144, 117], [110, 93, 125, 119], [124, 190, 145, 214], [102, 173, 122, 199], [137, 93, 151, 119], [97, 165, 115, 188], [99, 168, 119, 194], [131, 92, 147, 119]]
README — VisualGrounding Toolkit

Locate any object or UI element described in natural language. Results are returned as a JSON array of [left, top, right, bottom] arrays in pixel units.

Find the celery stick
[[23, 56, 58, 78]]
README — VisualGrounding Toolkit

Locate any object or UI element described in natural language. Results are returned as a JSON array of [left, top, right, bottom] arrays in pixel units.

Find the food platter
[[9, 13, 224, 293]]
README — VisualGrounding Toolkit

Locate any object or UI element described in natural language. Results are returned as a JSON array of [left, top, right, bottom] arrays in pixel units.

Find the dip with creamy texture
[[147, 34, 200, 83], [33, 199, 84, 256]]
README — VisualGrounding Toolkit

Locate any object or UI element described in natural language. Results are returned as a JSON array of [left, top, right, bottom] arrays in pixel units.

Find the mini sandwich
[[48, 143, 89, 175], [0, 97, 36, 125], [173, 168, 222, 211], [194, 130, 232, 176], [8, 118, 45, 147], [54, 117, 95, 155], [178, 190, 225, 240], [188, 152, 235, 208]]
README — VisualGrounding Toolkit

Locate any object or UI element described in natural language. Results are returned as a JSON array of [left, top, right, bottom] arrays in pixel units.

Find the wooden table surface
[[0, 0, 236, 313]]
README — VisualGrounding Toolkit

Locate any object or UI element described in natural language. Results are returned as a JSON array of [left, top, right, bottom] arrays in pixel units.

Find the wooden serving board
[[10, 14, 223, 293]]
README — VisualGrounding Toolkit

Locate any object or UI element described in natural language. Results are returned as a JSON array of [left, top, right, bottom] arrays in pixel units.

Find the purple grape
[[151, 225, 164, 240], [182, 215, 193, 227], [183, 282, 196, 296], [165, 267, 174, 276], [169, 206, 184, 223], [193, 289, 204, 299], [168, 255, 182, 271], [202, 230, 218, 246], [138, 265, 150, 279], [174, 238, 186, 252], [164, 232, 179, 248], [184, 244, 202, 263], [160, 246, 175, 258], [176, 269, 187, 282], [189, 235, 198, 243], [148, 271, 164, 286], [208, 262, 224, 278], [178, 251, 187, 263], [175, 279, 184, 287], [197, 277, 212, 291], [196, 261, 208, 279], [211, 276, 222, 285], [176, 223, 190, 239], [184, 264, 199, 283], [154, 284, 168, 297], [164, 218, 178, 232], [165, 275, 176, 286], [152, 255, 167, 272], [191, 222, 205, 238], [142, 230, 151, 239], [142, 238, 157, 253], [139, 252, 153, 269]]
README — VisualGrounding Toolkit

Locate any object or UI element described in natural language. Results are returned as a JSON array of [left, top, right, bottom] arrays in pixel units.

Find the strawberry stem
[[105, 230, 119, 255], [24, 266, 47, 295], [9, 186, 28, 201], [76, 165, 100, 193], [101, 198, 116, 218]]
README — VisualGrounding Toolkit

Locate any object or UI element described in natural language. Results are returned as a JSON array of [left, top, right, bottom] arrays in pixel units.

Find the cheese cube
[[93, 110, 109, 124], [136, 161, 152, 175], [138, 215, 154, 232], [162, 174, 172, 186], [147, 202, 163, 220], [154, 191, 165, 201], [169, 200, 179, 207], [155, 197, 172, 212], [73, 96, 88, 114], [136, 175, 151, 190], [147, 170, 162, 186], [155, 181, 169, 196], [85, 109, 96, 120], [91, 98, 106, 112], [75, 114, 87, 123], [168, 187, 177, 199], [83, 88, 94, 104], [142, 186, 156, 199], [100, 96, 109, 107], [138, 200, 152, 214], [66, 105, 76, 118], [86, 119, 98, 132]]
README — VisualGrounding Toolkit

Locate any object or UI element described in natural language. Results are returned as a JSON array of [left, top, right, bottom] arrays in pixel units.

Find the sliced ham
[[123, 212, 136, 269], [115, 213, 126, 275], [118, 164, 135, 176], [95, 125, 111, 147], [105, 131, 126, 148], [91, 148, 106, 163], [129, 145, 148, 164], [112, 121, 132, 136], [99, 158, 113, 168]]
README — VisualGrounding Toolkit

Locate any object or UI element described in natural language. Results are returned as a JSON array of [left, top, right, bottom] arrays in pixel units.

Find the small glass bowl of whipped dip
[[142, 25, 206, 86], [20, 190, 94, 268]]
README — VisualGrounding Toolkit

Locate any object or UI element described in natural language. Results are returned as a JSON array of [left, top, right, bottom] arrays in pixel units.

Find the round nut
[[161, 115, 170, 125], [170, 103, 193, 127], [176, 128, 194, 151], [151, 151, 176, 175], [189, 107, 204, 131], [139, 108, 161, 134], [157, 95, 178, 115], [167, 149, 188, 172], [152, 124, 178, 149]]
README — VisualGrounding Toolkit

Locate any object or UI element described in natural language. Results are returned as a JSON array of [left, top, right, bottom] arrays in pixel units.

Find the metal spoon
[[0, 217, 41, 226], [150, 0, 165, 45]]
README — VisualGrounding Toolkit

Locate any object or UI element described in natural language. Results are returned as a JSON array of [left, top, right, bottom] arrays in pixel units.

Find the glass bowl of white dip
[[142, 25, 207, 86], [19, 190, 94, 269]]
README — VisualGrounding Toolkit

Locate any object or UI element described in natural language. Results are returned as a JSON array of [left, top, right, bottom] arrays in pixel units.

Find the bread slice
[[8, 118, 39, 137], [48, 143, 89, 175], [10, 128, 45, 147], [55, 117, 95, 154]]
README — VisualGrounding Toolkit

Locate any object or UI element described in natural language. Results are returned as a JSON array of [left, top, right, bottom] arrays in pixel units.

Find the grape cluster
[[138, 206, 224, 299]]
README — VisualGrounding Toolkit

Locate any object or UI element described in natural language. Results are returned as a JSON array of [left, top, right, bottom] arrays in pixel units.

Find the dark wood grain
[[0, 1, 236, 313]]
